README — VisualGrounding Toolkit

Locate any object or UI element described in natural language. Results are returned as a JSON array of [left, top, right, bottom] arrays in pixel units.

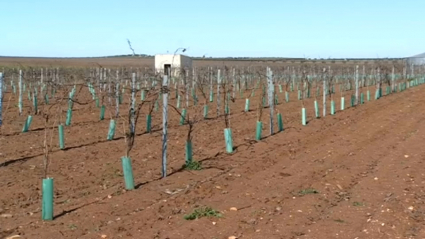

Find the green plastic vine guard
[[314, 100, 319, 118], [141, 90, 146, 101], [22, 115, 33, 132], [42, 178, 54, 221], [58, 124, 65, 149], [301, 108, 307, 126], [360, 93, 364, 104], [209, 91, 213, 102], [146, 114, 152, 133], [177, 95, 181, 108], [255, 121, 263, 140], [285, 92, 289, 102], [180, 109, 187, 125], [341, 97, 345, 110], [185, 141, 193, 165], [203, 105, 209, 118], [224, 128, 233, 153], [277, 113, 284, 132], [331, 100, 335, 115], [107, 119, 116, 140], [100, 105, 105, 120], [121, 157, 135, 190], [298, 90, 301, 100], [244, 99, 250, 112], [367, 90, 371, 101], [65, 109, 72, 126], [374, 89, 379, 100]]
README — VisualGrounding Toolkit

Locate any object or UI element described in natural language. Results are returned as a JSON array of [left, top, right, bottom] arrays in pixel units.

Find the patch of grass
[[352, 201, 364, 207], [184, 161, 202, 171], [184, 207, 221, 220], [68, 224, 78, 230], [298, 188, 319, 196], [334, 219, 345, 223]]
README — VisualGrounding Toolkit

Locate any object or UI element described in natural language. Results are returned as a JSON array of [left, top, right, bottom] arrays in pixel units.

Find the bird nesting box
[[155, 54, 192, 76]]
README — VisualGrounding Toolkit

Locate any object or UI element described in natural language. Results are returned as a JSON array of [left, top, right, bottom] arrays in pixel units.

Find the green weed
[[184, 207, 221, 220], [184, 161, 202, 171]]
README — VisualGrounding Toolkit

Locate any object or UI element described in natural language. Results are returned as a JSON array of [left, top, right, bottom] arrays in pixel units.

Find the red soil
[[1, 81, 425, 239]]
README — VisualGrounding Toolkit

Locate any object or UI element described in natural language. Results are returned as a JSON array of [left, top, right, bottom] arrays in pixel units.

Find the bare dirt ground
[[0, 58, 424, 239]]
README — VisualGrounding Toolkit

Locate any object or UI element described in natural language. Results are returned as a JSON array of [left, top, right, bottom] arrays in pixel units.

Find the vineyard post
[[392, 65, 395, 92], [161, 74, 169, 178], [103, 68, 107, 92], [216, 69, 221, 117], [355, 65, 359, 105], [108, 69, 112, 105], [267, 67, 274, 135], [209, 67, 213, 102], [130, 73, 136, 134], [376, 67, 381, 99], [192, 68, 197, 105], [185, 69, 189, 108], [232, 68, 236, 99], [19, 70, 23, 115], [98, 68, 103, 94], [115, 70, 120, 119], [40, 68, 44, 95]]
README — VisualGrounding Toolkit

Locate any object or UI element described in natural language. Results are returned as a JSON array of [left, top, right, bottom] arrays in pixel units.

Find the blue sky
[[1, 0, 424, 58]]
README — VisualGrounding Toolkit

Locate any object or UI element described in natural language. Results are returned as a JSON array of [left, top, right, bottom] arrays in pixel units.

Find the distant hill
[[409, 52, 425, 58]]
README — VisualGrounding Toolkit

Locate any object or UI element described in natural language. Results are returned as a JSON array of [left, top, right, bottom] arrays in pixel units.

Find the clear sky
[[1, 0, 424, 58]]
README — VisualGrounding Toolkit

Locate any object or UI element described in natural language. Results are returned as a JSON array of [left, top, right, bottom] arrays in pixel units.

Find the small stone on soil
[[5, 235, 21, 239]]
